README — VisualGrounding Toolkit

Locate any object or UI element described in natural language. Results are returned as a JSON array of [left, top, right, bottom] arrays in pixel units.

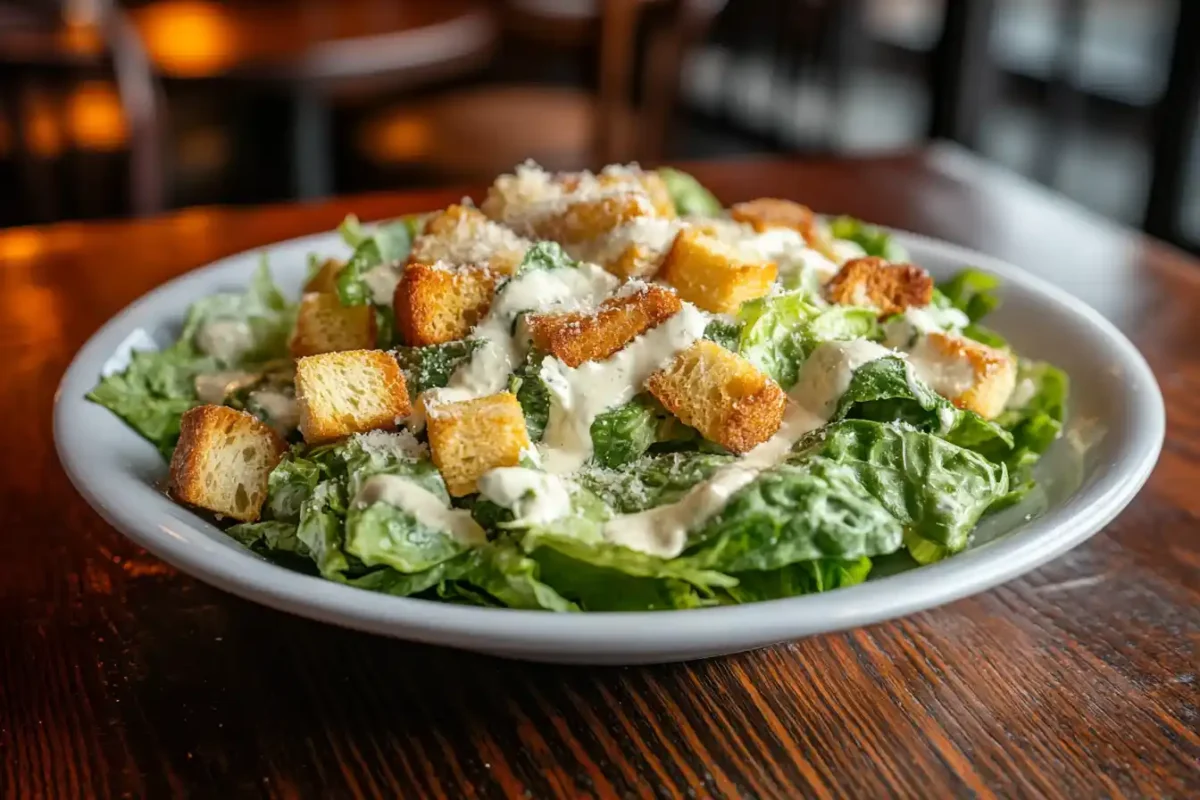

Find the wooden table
[[2, 145, 1196, 798]]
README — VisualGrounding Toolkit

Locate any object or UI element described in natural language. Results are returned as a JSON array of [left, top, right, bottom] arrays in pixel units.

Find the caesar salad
[[88, 162, 1068, 611]]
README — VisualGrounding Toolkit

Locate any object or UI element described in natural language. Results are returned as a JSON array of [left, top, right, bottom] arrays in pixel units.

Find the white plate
[[54, 229, 1164, 664]]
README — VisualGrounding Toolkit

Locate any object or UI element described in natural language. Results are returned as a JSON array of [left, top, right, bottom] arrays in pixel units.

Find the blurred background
[[0, 0, 1197, 252]]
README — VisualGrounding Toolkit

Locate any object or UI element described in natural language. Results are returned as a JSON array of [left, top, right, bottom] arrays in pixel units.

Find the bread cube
[[411, 204, 529, 276], [294, 350, 411, 443], [532, 192, 658, 244], [527, 284, 682, 367], [168, 405, 287, 522], [304, 258, 345, 294], [425, 392, 531, 496], [289, 292, 377, 357], [648, 340, 786, 453], [658, 228, 777, 314], [826, 256, 933, 317], [393, 262, 498, 347], [910, 332, 1017, 420]]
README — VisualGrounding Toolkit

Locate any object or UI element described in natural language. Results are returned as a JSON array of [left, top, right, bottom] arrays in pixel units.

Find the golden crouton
[[425, 392, 531, 496], [911, 332, 1017, 420], [731, 198, 840, 260], [532, 192, 659, 244], [168, 405, 287, 522], [410, 204, 529, 276], [658, 228, 777, 314], [648, 340, 786, 453], [289, 292, 377, 357], [394, 262, 498, 347], [294, 350, 411, 444], [304, 258, 345, 294], [826, 256, 933, 317], [527, 284, 682, 367]]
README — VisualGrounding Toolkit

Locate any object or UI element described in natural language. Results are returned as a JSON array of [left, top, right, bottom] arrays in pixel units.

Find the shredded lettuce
[[829, 216, 908, 261]]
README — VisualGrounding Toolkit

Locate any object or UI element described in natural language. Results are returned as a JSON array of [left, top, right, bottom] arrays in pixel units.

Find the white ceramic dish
[[54, 228, 1164, 664]]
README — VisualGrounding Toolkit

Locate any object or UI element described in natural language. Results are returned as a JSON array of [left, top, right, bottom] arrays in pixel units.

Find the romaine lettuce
[[393, 340, 480, 396], [518, 241, 577, 272], [723, 556, 872, 603], [575, 452, 734, 514], [589, 395, 661, 468], [829, 216, 908, 262], [657, 168, 722, 216]]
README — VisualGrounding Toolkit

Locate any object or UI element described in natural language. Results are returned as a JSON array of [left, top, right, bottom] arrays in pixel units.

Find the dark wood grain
[[2, 145, 1198, 799]]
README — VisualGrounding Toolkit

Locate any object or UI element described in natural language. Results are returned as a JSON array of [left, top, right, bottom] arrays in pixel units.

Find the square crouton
[[648, 340, 786, 453], [533, 192, 659, 244], [410, 204, 530, 276], [658, 228, 777, 314], [168, 405, 287, 522], [910, 332, 1017, 420], [289, 292, 377, 357], [394, 262, 498, 347], [731, 198, 816, 235], [304, 258, 345, 294], [826, 256, 933, 317], [555, 166, 677, 218], [527, 284, 682, 367], [425, 392, 531, 496], [295, 350, 411, 444]]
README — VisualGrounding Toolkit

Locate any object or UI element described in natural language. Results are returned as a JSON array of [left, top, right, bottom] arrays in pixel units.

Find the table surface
[[2, 145, 1197, 799]]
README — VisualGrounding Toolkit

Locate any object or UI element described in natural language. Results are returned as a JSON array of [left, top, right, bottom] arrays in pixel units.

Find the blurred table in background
[[1, 146, 1197, 798]]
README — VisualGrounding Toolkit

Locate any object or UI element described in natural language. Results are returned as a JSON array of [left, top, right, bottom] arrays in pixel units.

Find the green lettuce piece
[[657, 168, 722, 216], [226, 520, 307, 557], [347, 553, 476, 598], [86, 344, 215, 458], [737, 291, 877, 388], [681, 460, 903, 572], [982, 360, 1069, 480], [263, 449, 324, 522], [703, 318, 742, 351], [518, 241, 576, 272], [834, 357, 1013, 453], [589, 395, 661, 468], [829, 216, 908, 261], [181, 258, 294, 363], [575, 452, 734, 514], [334, 215, 415, 307], [797, 420, 1008, 563], [724, 557, 872, 603], [509, 349, 551, 440], [344, 499, 469, 574], [458, 540, 578, 611], [296, 479, 353, 578], [393, 340, 479, 396], [937, 268, 1001, 324]]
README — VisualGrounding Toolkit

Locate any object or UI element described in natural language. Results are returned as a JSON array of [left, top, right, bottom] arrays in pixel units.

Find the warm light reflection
[[0, 284, 67, 351], [24, 90, 63, 158], [58, 21, 104, 57], [176, 126, 231, 176], [135, 0, 238, 77], [0, 230, 45, 262], [0, 115, 10, 158], [67, 81, 128, 151], [359, 111, 432, 164]]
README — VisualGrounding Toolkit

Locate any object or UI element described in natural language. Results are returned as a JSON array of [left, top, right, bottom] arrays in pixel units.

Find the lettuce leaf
[[575, 452, 734, 514], [936, 268, 1001, 324], [509, 349, 552, 440], [737, 291, 876, 388], [982, 360, 1069, 481], [344, 500, 469, 574], [724, 556, 872, 603], [829, 216, 908, 261], [334, 215, 416, 306], [797, 420, 1008, 563], [393, 340, 479, 396], [458, 540, 578, 611], [518, 241, 577, 272], [681, 460, 904, 571], [181, 258, 294, 363], [589, 395, 662, 468], [657, 168, 722, 216]]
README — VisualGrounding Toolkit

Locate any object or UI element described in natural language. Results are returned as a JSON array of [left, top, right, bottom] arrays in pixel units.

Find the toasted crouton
[[658, 228, 777, 314], [294, 350, 411, 443], [910, 332, 1017, 419], [425, 392, 531, 496], [532, 192, 659, 244], [826, 256, 933, 317], [731, 199, 841, 260], [527, 284, 682, 367], [394, 262, 498, 347], [168, 405, 286, 522], [304, 258, 345, 294], [289, 293, 377, 357], [411, 204, 530, 276], [648, 340, 786, 453]]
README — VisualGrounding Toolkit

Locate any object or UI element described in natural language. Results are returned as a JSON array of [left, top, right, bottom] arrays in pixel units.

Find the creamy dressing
[[907, 335, 976, 399], [355, 474, 486, 546], [537, 303, 709, 474], [249, 389, 299, 433], [882, 305, 971, 349], [362, 263, 402, 306], [195, 319, 255, 363], [828, 238, 867, 264], [354, 429, 428, 460], [477, 467, 574, 525], [601, 339, 893, 558], [436, 263, 619, 403], [194, 369, 260, 405]]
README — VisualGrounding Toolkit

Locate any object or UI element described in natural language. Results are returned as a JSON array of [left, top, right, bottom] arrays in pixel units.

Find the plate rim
[[53, 225, 1166, 659]]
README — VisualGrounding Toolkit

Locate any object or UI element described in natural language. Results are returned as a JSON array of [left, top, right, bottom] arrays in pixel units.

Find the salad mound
[[88, 163, 1068, 611]]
